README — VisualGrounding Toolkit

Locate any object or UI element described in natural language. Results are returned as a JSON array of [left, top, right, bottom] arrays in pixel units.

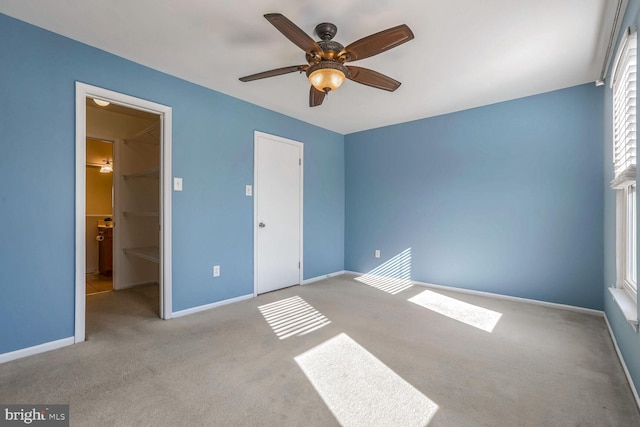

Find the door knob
[[259, 222, 266, 228]]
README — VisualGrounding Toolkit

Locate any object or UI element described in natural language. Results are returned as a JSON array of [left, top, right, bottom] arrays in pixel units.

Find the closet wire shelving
[[121, 122, 161, 265]]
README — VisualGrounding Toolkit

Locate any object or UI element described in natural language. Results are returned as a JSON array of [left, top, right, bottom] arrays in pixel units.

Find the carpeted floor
[[1, 274, 638, 426]]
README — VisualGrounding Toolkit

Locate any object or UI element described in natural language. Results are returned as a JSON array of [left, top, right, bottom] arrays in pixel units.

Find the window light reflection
[[295, 333, 438, 426], [258, 296, 330, 340], [355, 248, 413, 294], [408, 289, 502, 333]]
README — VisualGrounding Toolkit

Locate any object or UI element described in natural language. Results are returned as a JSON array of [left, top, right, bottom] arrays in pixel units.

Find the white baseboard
[[412, 280, 604, 316], [604, 314, 640, 410], [0, 337, 74, 364], [342, 271, 604, 316], [302, 270, 346, 285], [172, 294, 254, 318]]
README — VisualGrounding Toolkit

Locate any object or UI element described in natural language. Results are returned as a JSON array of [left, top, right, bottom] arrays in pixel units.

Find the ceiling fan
[[239, 13, 414, 107]]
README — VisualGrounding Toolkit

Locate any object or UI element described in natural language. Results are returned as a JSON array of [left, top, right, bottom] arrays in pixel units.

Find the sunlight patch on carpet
[[258, 296, 330, 340], [409, 289, 502, 333], [295, 333, 438, 426]]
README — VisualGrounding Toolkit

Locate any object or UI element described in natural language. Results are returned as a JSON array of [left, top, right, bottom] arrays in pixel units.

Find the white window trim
[[611, 184, 638, 332], [624, 185, 637, 295], [615, 184, 638, 297], [610, 27, 638, 332], [609, 288, 638, 332]]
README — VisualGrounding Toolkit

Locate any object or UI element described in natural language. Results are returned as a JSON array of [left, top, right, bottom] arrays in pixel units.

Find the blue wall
[[603, 0, 640, 404], [3, 7, 639, 399], [345, 84, 604, 309], [0, 14, 344, 354]]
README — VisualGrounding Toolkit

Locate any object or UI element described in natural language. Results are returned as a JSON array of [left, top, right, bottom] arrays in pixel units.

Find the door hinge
[[298, 261, 300, 269], [299, 158, 301, 166]]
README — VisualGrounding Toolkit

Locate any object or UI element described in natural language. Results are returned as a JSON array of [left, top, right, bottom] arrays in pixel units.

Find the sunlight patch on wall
[[355, 248, 413, 294], [258, 296, 331, 340], [295, 333, 438, 426], [408, 289, 502, 333]]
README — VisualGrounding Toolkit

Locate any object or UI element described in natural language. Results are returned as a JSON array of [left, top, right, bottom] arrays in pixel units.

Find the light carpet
[[0, 274, 638, 426]]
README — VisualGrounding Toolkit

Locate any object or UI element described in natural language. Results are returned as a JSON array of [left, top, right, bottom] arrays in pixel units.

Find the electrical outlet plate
[[245, 185, 252, 196], [213, 265, 220, 277], [375, 249, 381, 258]]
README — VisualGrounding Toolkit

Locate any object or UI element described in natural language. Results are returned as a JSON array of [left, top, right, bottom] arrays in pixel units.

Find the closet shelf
[[123, 167, 159, 179], [122, 211, 159, 217], [124, 247, 160, 263]]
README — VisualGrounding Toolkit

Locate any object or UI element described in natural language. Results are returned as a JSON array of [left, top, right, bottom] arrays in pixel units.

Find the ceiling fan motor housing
[[306, 39, 346, 63], [308, 22, 348, 63], [306, 61, 350, 77]]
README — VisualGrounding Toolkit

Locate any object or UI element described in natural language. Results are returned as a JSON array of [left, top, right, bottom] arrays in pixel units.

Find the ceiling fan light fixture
[[307, 62, 348, 93]]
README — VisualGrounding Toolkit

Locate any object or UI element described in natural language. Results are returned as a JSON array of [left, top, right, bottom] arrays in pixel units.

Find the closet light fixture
[[99, 160, 113, 174], [93, 98, 110, 107]]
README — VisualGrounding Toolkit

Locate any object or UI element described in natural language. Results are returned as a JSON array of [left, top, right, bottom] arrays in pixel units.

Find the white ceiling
[[0, 0, 618, 134]]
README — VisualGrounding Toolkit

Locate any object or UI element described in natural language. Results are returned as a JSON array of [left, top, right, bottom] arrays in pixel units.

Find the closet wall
[[85, 99, 159, 289], [117, 121, 161, 288]]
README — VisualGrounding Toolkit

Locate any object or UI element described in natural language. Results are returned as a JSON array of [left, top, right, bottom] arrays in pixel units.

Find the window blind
[[612, 30, 637, 189]]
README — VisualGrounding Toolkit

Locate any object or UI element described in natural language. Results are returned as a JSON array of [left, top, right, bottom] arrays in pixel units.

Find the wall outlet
[[245, 185, 252, 196], [213, 265, 220, 277], [375, 249, 381, 258]]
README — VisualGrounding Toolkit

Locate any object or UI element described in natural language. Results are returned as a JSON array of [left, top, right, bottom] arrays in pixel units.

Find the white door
[[254, 132, 303, 294]]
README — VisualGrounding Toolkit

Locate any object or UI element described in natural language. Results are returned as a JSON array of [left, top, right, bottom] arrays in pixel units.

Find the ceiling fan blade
[[347, 66, 401, 91], [239, 65, 307, 82], [309, 86, 326, 107], [264, 13, 322, 55], [343, 24, 414, 62]]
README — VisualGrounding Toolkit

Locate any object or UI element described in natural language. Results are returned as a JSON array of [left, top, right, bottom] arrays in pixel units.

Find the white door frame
[[75, 82, 173, 343], [253, 131, 304, 296]]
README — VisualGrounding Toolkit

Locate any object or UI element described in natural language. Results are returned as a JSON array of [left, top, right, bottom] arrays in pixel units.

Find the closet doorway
[[75, 82, 173, 344]]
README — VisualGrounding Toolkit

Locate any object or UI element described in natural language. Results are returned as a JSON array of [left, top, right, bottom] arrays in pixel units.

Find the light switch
[[375, 249, 381, 259], [245, 185, 252, 196], [174, 177, 183, 191]]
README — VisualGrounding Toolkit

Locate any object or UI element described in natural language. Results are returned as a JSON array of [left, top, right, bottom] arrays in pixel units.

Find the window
[[611, 28, 638, 329], [611, 29, 636, 191], [623, 184, 637, 299]]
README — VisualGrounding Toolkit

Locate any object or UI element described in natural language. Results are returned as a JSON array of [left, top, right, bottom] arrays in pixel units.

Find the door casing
[[75, 82, 173, 343]]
